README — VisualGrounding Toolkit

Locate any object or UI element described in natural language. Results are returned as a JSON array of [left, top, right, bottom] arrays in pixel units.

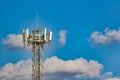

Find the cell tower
[[22, 13, 52, 80]]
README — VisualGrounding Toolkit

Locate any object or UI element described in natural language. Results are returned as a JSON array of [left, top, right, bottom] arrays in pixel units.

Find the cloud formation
[[105, 77, 120, 80], [45, 56, 103, 80], [2, 34, 23, 48], [0, 59, 32, 80], [0, 56, 103, 80], [58, 30, 67, 46], [101, 72, 120, 80], [89, 28, 120, 45]]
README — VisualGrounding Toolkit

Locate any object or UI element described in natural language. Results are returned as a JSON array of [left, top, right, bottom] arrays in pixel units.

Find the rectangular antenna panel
[[26, 29, 29, 38], [44, 28, 47, 41], [49, 31, 52, 41]]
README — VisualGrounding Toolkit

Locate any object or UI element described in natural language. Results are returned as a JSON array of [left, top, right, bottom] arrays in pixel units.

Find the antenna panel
[[49, 31, 52, 41]]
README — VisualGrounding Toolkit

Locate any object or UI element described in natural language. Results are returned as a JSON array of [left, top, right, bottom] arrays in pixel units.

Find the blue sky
[[0, 0, 120, 80]]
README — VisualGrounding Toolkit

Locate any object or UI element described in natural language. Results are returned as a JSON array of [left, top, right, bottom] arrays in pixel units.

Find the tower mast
[[22, 13, 52, 80]]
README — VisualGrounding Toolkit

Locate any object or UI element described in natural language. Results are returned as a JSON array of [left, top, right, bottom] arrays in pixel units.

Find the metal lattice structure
[[22, 13, 52, 80]]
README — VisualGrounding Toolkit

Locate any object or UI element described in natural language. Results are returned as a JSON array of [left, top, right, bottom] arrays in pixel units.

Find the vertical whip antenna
[[37, 11, 38, 29]]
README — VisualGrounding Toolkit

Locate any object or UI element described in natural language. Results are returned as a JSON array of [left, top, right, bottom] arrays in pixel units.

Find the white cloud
[[45, 56, 103, 79], [101, 72, 120, 80], [0, 59, 32, 80], [104, 77, 120, 80], [58, 30, 67, 46], [0, 56, 103, 80], [89, 28, 120, 45], [2, 34, 23, 48]]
